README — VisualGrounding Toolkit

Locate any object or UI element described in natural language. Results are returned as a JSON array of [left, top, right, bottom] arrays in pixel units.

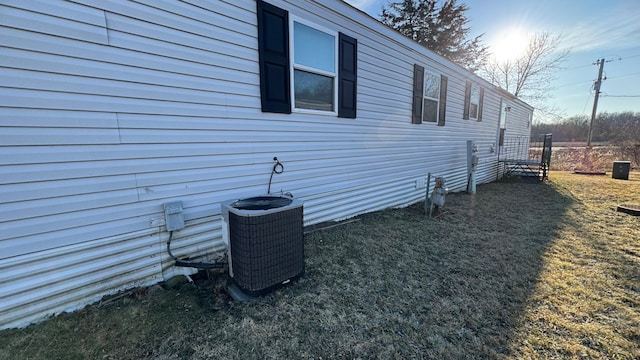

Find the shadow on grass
[[0, 180, 576, 359], [521, 172, 640, 357], [297, 179, 576, 358]]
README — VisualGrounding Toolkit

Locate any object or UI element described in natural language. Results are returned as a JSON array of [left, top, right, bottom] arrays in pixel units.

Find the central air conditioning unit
[[221, 195, 304, 299]]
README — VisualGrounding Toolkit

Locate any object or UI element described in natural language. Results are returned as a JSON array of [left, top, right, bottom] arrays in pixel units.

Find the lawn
[[1, 172, 638, 359]]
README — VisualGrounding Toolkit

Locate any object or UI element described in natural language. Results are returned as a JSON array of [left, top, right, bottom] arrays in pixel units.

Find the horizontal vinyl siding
[[0, 0, 256, 328], [0, 0, 532, 329], [0, 217, 221, 330], [0, 1, 109, 44], [506, 105, 533, 138]]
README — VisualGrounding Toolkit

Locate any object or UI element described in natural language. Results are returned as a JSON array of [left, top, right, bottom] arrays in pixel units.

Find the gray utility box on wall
[[221, 196, 304, 297], [163, 201, 185, 231], [612, 161, 631, 180]]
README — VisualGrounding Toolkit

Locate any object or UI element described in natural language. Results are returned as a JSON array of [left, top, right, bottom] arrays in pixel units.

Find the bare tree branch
[[479, 31, 570, 121]]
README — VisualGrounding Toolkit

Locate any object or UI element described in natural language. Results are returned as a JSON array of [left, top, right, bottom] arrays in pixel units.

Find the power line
[[601, 94, 640, 98], [560, 55, 637, 73], [556, 73, 640, 90], [581, 89, 593, 115], [563, 63, 595, 71], [606, 72, 640, 80], [557, 79, 594, 88]]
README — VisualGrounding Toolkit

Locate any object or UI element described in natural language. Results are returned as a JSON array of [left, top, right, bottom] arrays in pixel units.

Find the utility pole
[[587, 58, 605, 147]]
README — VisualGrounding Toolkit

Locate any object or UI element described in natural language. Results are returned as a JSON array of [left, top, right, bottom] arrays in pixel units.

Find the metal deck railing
[[498, 134, 552, 181]]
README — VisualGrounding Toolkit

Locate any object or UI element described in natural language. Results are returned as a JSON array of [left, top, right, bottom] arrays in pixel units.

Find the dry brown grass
[[551, 146, 637, 172], [509, 172, 640, 358], [1, 172, 638, 359]]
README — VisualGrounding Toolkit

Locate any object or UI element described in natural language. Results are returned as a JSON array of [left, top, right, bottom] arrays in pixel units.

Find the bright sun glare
[[491, 28, 529, 63]]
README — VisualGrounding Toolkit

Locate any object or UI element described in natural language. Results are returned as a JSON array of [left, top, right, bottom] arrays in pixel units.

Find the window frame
[[289, 16, 339, 115], [412, 64, 447, 126], [463, 80, 483, 121], [421, 70, 441, 124], [468, 83, 480, 120]]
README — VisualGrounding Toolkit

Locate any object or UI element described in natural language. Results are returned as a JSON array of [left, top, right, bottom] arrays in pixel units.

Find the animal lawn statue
[[429, 176, 447, 217]]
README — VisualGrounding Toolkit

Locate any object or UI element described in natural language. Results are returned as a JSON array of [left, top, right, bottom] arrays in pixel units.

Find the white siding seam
[[103, 10, 111, 45], [115, 112, 122, 144]]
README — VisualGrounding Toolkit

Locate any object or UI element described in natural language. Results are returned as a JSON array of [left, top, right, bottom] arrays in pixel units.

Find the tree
[[481, 31, 569, 121], [598, 111, 640, 165], [380, 0, 488, 72]]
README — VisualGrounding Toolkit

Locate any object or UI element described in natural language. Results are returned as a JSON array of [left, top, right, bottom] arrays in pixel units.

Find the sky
[[345, 0, 640, 122]]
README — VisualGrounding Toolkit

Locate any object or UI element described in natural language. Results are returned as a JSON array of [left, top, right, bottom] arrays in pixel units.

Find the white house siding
[[506, 103, 534, 138], [0, 0, 532, 329], [497, 89, 533, 139], [494, 90, 535, 178]]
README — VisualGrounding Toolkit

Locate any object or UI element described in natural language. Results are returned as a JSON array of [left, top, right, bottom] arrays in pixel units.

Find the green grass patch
[[1, 172, 638, 359]]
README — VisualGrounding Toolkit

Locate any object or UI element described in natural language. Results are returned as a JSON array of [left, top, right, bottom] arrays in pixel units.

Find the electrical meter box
[[163, 201, 185, 231]]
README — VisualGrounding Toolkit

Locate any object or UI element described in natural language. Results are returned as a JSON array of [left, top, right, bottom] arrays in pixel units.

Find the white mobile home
[[0, 0, 533, 329]]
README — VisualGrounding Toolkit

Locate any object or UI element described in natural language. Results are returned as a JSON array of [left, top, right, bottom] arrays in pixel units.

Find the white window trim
[[469, 83, 480, 120], [421, 69, 440, 124], [289, 16, 339, 115]]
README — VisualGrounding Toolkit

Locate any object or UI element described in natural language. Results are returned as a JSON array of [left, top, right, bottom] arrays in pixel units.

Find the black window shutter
[[477, 87, 484, 122], [463, 80, 471, 120], [257, 0, 291, 114], [338, 33, 357, 118], [438, 75, 448, 126], [412, 64, 424, 124]]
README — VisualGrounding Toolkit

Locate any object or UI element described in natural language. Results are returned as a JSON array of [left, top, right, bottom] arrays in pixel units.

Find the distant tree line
[[532, 111, 640, 164], [532, 112, 640, 143]]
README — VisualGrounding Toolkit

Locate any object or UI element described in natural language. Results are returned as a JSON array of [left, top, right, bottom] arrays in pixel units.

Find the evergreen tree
[[380, 0, 487, 72]]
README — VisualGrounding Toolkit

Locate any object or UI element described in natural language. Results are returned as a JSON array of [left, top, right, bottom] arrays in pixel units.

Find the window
[[469, 85, 480, 119], [422, 72, 440, 123], [291, 19, 337, 112], [412, 64, 447, 126], [463, 80, 484, 121], [256, 0, 357, 118]]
